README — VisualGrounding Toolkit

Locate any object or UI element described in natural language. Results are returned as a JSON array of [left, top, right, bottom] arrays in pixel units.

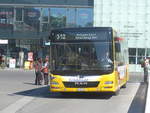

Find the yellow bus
[[49, 27, 129, 95]]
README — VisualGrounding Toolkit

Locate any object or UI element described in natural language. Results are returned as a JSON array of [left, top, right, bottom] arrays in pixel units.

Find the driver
[[101, 52, 113, 64]]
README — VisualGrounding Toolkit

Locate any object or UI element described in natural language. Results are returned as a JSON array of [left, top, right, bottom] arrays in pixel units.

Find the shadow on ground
[[24, 82, 36, 85], [127, 82, 148, 113], [13, 86, 113, 100]]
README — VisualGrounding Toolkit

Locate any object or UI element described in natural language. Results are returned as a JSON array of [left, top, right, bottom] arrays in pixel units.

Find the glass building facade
[[94, 0, 150, 72], [0, 7, 93, 38], [0, 0, 93, 68]]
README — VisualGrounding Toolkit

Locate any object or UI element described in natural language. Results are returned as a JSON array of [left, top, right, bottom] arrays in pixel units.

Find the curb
[[145, 77, 150, 113], [0, 68, 34, 71]]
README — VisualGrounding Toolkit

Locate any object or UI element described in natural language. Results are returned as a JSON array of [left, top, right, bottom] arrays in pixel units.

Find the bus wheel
[[60, 92, 68, 95], [61, 92, 72, 96]]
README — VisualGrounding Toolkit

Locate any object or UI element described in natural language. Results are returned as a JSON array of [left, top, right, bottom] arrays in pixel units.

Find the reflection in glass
[[52, 42, 113, 73], [24, 8, 40, 33], [50, 8, 66, 28], [129, 56, 136, 64], [146, 48, 150, 57], [14, 7, 40, 34], [41, 8, 49, 22], [16, 8, 23, 21], [41, 8, 50, 32], [66, 8, 76, 27], [76, 8, 93, 27], [0, 8, 13, 36], [137, 57, 143, 64], [129, 48, 136, 56], [138, 48, 145, 56]]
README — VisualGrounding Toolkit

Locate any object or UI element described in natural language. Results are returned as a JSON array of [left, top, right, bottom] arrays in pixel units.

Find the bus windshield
[[51, 41, 114, 75]]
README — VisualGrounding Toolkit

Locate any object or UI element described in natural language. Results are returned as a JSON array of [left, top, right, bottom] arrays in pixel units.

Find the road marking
[[145, 77, 150, 113], [0, 96, 34, 113]]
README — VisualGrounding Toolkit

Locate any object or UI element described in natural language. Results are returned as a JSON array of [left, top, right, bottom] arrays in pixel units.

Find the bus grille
[[63, 82, 99, 88]]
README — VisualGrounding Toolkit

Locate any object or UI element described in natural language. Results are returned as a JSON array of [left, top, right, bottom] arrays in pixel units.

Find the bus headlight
[[50, 76, 56, 80], [105, 81, 113, 84]]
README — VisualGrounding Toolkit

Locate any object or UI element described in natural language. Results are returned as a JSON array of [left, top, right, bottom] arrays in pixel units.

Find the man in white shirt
[[144, 59, 149, 83]]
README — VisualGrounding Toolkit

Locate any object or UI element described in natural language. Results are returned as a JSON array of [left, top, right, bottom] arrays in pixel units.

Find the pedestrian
[[42, 57, 49, 85], [34, 58, 43, 85], [143, 58, 149, 83]]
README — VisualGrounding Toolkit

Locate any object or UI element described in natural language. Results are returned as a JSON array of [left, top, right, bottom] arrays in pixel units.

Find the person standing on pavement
[[42, 57, 49, 85], [34, 58, 43, 85], [143, 58, 150, 83]]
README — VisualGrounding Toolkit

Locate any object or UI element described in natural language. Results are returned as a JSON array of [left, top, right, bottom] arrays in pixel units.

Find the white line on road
[[145, 77, 150, 113], [0, 96, 34, 113]]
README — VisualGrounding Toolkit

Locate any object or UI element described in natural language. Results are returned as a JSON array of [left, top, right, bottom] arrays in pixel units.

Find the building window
[[137, 48, 145, 56], [88, 0, 94, 6], [41, 8, 49, 23], [146, 48, 150, 57], [129, 48, 136, 56], [137, 56, 143, 64], [0, 8, 14, 36], [41, 8, 50, 32], [50, 8, 66, 29], [76, 8, 93, 27], [15, 8, 23, 22], [129, 48, 147, 64], [66, 8, 76, 27], [129, 48, 136, 64], [14, 7, 41, 34], [24, 7, 40, 33], [137, 48, 145, 64], [129, 56, 136, 64], [0, 6, 93, 38]]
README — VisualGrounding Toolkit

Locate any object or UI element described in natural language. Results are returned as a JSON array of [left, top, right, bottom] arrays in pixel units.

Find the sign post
[[9, 59, 16, 68]]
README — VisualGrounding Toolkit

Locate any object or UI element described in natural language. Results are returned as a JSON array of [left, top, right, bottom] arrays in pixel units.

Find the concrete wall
[[94, 0, 150, 72]]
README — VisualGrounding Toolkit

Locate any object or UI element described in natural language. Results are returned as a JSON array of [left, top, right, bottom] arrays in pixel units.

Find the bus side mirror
[[115, 42, 121, 52]]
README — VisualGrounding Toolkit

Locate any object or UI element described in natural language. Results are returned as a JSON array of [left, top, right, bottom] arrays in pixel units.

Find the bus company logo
[[68, 75, 88, 82], [75, 82, 87, 86], [76, 75, 88, 82]]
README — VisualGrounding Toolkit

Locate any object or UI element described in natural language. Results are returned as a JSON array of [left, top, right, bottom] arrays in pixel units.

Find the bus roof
[[50, 27, 113, 32]]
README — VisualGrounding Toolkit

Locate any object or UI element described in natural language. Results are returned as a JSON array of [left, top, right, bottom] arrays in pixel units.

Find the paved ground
[[0, 70, 146, 113]]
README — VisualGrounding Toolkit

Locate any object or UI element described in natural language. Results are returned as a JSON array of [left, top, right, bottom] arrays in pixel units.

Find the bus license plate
[[77, 88, 85, 91]]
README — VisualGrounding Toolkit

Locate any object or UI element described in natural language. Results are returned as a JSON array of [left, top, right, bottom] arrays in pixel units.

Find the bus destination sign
[[51, 30, 110, 41], [55, 33, 98, 40]]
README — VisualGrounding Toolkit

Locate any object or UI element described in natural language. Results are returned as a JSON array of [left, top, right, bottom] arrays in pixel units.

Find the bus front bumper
[[50, 85, 116, 92]]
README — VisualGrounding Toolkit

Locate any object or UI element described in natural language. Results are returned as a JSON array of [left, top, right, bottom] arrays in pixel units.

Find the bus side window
[[115, 41, 124, 66], [115, 42, 121, 52]]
